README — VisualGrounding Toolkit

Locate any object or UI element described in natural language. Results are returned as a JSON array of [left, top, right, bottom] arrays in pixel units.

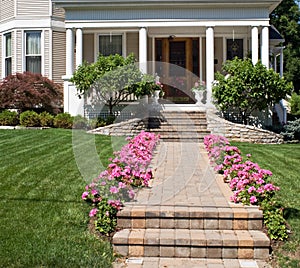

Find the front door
[[155, 38, 199, 103]]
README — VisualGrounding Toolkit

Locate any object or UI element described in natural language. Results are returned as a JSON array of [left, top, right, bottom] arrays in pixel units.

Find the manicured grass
[[0, 129, 125, 268], [232, 142, 300, 268]]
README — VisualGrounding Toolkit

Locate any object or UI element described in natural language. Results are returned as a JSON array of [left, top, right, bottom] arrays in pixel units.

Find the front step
[[113, 229, 270, 259], [117, 205, 263, 231]]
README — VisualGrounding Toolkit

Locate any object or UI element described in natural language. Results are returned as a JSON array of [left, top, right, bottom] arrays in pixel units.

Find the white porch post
[[261, 26, 269, 68], [75, 28, 83, 68], [206, 26, 214, 107], [66, 28, 74, 76], [251, 26, 259, 65], [139, 27, 147, 73], [280, 47, 284, 77]]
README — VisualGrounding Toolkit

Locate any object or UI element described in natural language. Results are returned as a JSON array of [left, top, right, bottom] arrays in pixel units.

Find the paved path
[[113, 141, 271, 268]]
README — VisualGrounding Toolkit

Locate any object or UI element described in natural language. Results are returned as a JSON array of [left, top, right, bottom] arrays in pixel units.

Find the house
[[1, 0, 285, 123]]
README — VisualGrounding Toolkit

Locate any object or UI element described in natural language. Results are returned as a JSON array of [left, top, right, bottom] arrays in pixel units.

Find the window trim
[[4, 32, 12, 77]]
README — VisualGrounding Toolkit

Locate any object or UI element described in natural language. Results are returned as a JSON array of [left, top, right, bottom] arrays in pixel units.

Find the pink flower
[[105, 211, 110, 216], [89, 208, 98, 217], [91, 189, 98, 196], [81, 191, 89, 200], [110, 186, 119, 194], [249, 196, 257, 204]]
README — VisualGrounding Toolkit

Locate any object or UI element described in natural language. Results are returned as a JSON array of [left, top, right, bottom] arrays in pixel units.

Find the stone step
[[113, 229, 270, 259], [117, 205, 263, 231]]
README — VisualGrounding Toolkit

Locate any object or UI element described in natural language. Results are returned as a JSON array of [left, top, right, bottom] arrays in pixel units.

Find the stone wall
[[88, 118, 148, 136], [206, 109, 283, 144]]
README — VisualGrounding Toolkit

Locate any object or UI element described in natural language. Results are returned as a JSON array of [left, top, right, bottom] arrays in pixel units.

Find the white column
[[66, 28, 74, 76], [251, 26, 259, 65], [206, 26, 214, 107], [75, 28, 83, 68], [280, 47, 284, 77], [139, 27, 147, 73], [199, 37, 203, 82], [261, 26, 269, 68]]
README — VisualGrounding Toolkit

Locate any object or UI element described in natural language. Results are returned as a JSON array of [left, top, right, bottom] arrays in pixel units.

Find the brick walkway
[[113, 141, 271, 268]]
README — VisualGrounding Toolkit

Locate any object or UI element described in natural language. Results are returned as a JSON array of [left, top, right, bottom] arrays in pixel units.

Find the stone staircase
[[113, 204, 270, 260], [148, 110, 210, 142]]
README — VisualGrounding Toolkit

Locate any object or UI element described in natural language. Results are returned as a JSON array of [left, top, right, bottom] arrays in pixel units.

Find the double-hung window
[[25, 31, 42, 74], [4, 33, 12, 77], [98, 34, 122, 56]]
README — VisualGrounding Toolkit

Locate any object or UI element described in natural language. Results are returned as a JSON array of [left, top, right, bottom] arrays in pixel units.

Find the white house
[[1, 0, 285, 122]]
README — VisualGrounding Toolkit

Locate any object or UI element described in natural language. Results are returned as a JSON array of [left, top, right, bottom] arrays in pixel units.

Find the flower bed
[[82, 131, 160, 235], [204, 134, 288, 240]]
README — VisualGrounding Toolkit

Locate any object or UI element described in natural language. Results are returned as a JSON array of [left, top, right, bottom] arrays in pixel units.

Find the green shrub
[[73, 115, 88, 129], [281, 118, 300, 141], [290, 92, 300, 116], [53, 113, 73, 129], [20, 110, 40, 127], [39, 111, 54, 127], [0, 110, 19, 126]]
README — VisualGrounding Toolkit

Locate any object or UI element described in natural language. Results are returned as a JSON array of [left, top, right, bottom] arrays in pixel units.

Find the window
[[227, 39, 243, 60], [25, 31, 41, 74], [5, 33, 12, 77], [98, 35, 122, 56]]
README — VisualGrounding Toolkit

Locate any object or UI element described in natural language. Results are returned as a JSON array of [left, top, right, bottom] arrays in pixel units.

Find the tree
[[270, 0, 300, 91], [71, 54, 161, 115], [0, 72, 63, 114], [212, 58, 293, 125]]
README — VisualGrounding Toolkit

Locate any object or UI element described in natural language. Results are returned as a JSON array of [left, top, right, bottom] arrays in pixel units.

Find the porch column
[[75, 28, 83, 68], [261, 26, 269, 68], [206, 26, 214, 106], [251, 26, 259, 65], [139, 27, 147, 73], [280, 47, 284, 77], [66, 28, 74, 76]]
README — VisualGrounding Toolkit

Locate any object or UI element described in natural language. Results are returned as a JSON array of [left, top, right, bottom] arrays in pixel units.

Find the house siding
[[0, 34, 2, 78], [44, 30, 50, 78], [83, 34, 94, 63], [52, 3, 65, 19], [17, 0, 50, 16], [126, 32, 139, 59], [0, 0, 15, 22], [52, 31, 65, 84]]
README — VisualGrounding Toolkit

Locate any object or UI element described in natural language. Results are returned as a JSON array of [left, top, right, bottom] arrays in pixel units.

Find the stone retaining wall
[[207, 109, 283, 144], [88, 118, 147, 136]]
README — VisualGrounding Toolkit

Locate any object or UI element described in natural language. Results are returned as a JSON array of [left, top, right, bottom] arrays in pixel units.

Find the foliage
[[19, 110, 40, 127], [0, 72, 63, 113], [270, 0, 300, 91], [71, 54, 161, 115], [281, 118, 300, 141], [39, 111, 54, 127], [290, 92, 300, 115], [191, 79, 206, 92], [73, 115, 88, 129], [204, 134, 288, 241], [82, 131, 160, 235], [0, 110, 19, 126], [212, 58, 293, 124], [53, 113, 74, 129]]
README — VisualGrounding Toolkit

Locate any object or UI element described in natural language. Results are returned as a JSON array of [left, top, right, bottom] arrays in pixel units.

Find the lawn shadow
[[2, 197, 80, 204], [284, 207, 300, 220]]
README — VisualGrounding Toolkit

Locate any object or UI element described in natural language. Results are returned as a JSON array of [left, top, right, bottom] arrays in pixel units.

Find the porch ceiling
[[53, 0, 282, 13]]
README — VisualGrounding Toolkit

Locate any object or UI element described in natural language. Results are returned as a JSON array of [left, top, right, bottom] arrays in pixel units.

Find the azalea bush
[[82, 131, 160, 235], [204, 134, 288, 240]]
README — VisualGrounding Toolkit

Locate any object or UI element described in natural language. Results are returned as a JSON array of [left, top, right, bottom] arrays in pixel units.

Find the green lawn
[[0, 129, 299, 267], [0, 129, 125, 268], [232, 142, 300, 268]]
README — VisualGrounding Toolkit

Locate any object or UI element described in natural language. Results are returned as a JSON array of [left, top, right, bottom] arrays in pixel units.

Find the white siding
[[0, 34, 2, 78], [0, 0, 15, 22], [52, 3, 65, 19], [52, 31, 65, 84], [83, 34, 94, 63], [17, 0, 49, 16]]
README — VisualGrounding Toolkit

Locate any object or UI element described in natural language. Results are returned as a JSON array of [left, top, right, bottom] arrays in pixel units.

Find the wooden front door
[[155, 38, 199, 103]]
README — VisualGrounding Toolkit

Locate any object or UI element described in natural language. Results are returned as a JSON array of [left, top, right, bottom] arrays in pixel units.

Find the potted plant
[[191, 79, 206, 105]]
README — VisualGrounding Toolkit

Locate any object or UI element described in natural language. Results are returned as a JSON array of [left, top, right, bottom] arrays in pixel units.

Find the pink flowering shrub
[[82, 131, 160, 235], [204, 134, 288, 240]]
